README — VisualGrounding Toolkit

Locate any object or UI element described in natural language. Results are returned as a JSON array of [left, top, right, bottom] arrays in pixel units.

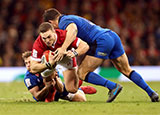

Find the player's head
[[43, 8, 61, 28], [22, 51, 32, 71], [39, 22, 57, 47]]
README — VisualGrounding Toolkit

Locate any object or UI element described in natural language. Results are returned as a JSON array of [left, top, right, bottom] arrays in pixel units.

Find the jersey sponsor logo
[[32, 49, 38, 58], [25, 78, 31, 87], [37, 79, 40, 83], [97, 52, 107, 56]]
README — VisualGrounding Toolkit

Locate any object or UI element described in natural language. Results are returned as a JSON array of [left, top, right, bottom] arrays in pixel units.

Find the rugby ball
[[41, 50, 54, 64], [41, 50, 55, 78]]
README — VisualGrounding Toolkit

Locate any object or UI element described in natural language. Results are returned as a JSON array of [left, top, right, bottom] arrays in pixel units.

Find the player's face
[[40, 29, 57, 47], [24, 56, 31, 71]]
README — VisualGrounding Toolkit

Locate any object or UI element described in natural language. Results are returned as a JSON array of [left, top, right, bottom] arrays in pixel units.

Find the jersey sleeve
[[24, 73, 38, 90], [59, 18, 74, 30], [70, 37, 81, 49], [31, 48, 43, 62]]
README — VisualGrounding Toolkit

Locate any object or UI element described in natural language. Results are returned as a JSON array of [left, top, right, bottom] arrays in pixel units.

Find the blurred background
[[0, 0, 160, 67]]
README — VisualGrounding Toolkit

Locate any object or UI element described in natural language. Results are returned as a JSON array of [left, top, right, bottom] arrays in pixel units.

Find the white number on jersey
[[32, 49, 38, 58], [25, 78, 31, 87]]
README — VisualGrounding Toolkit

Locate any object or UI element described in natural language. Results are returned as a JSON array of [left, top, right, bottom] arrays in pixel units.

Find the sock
[[84, 72, 116, 90], [129, 71, 154, 96], [79, 80, 83, 87]]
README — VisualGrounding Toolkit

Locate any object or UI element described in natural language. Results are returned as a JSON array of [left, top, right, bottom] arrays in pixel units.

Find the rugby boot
[[106, 84, 123, 102], [150, 92, 159, 102]]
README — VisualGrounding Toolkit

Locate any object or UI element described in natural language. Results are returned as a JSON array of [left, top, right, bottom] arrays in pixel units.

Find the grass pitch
[[0, 81, 159, 115]]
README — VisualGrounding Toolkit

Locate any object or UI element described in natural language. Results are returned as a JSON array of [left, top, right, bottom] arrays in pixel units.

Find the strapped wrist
[[45, 62, 52, 69], [73, 50, 78, 57]]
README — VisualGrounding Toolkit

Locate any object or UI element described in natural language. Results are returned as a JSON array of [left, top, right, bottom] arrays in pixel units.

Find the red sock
[[79, 80, 83, 87]]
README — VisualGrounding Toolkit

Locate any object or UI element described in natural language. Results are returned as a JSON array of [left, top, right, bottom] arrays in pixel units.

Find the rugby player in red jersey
[[30, 22, 96, 94]]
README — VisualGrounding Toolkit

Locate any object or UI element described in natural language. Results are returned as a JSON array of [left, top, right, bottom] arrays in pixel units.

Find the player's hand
[[65, 50, 75, 58], [45, 78, 56, 88], [51, 79, 56, 86], [53, 48, 66, 62], [51, 70, 58, 79], [45, 80, 53, 88], [48, 51, 56, 67]]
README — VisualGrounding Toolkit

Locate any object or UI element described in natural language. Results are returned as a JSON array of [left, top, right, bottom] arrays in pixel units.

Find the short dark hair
[[43, 8, 61, 22], [39, 22, 54, 33], [22, 51, 32, 60]]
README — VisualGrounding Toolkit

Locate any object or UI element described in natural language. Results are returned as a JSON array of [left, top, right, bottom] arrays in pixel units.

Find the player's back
[[59, 15, 110, 45]]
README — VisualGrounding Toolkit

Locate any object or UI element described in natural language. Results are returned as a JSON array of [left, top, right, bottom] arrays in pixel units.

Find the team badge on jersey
[[97, 52, 107, 56]]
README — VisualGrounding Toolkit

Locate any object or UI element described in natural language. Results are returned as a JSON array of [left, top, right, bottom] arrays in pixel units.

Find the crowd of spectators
[[0, 0, 160, 67]]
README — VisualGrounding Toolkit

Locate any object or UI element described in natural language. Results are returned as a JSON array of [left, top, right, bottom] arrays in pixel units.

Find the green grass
[[0, 81, 160, 115]]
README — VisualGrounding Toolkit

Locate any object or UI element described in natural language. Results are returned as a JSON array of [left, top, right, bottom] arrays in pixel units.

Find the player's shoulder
[[33, 35, 47, 50], [55, 29, 67, 38], [55, 29, 66, 34], [33, 35, 42, 45], [62, 14, 77, 19], [33, 35, 41, 47], [24, 71, 35, 79]]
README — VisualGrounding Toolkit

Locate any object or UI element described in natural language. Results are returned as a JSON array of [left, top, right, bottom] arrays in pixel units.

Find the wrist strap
[[73, 50, 78, 57], [45, 62, 52, 69]]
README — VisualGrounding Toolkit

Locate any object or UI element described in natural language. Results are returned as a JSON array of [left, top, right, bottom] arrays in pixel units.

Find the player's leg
[[70, 89, 86, 102], [111, 53, 159, 102], [78, 55, 117, 91], [111, 53, 132, 77], [60, 89, 86, 102], [78, 55, 122, 102], [56, 83, 86, 102], [63, 69, 79, 93], [79, 80, 83, 87]]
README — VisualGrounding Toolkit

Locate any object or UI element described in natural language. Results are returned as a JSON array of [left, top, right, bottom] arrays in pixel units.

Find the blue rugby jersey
[[24, 71, 44, 90], [24, 71, 69, 101], [58, 15, 110, 45]]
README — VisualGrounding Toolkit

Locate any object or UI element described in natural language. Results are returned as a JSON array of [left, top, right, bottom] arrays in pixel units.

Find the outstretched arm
[[30, 52, 56, 74], [30, 60, 47, 74], [54, 23, 78, 61]]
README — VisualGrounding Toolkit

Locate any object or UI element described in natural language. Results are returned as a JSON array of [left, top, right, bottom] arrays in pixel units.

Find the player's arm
[[30, 53, 56, 74], [54, 76, 64, 93], [66, 39, 89, 58], [54, 23, 78, 61], [61, 23, 78, 50], [74, 39, 89, 56], [30, 60, 48, 74], [29, 82, 52, 101]]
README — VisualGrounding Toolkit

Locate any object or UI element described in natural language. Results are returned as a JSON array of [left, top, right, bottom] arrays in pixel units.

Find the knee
[[77, 68, 88, 80], [120, 68, 132, 77], [72, 91, 87, 102], [66, 86, 78, 93], [79, 97, 86, 102]]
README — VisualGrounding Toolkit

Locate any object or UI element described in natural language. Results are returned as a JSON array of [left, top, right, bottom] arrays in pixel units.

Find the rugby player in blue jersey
[[42, 8, 159, 102], [22, 51, 86, 102]]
